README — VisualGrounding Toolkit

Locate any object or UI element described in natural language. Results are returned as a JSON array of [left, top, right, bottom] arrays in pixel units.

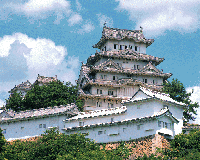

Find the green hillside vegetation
[[0, 128, 133, 160], [6, 81, 84, 112]]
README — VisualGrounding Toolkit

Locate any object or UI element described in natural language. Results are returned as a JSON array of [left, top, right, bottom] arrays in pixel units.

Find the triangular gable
[[140, 62, 161, 73], [129, 89, 151, 102], [96, 59, 122, 70]]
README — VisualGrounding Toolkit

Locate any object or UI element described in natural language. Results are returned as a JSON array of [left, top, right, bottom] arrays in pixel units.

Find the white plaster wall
[[65, 118, 172, 143], [0, 115, 67, 140], [100, 40, 146, 54]]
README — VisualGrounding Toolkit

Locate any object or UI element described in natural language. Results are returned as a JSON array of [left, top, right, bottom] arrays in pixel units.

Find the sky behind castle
[[0, 0, 200, 123]]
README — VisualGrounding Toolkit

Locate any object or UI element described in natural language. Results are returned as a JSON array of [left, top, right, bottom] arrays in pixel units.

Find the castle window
[[108, 90, 114, 95], [111, 118, 114, 122], [21, 127, 24, 130], [97, 89, 99, 94], [120, 45, 122, 50], [100, 90, 102, 94], [123, 128, 126, 132], [2, 129, 6, 134], [79, 122, 84, 126], [143, 79, 147, 83], [125, 45, 127, 49], [101, 75, 103, 79], [113, 76, 115, 80], [96, 102, 99, 107], [158, 121, 162, 127], [135, 46, 138, 51], [98, 131, 103, 135], [39, 124, 42, 128], [153, 80, 155, 84], [111, 103, 113, 108], [134, 65, 136, 70], [137, 65, 140, 69], [104, 46, 106, 51], [43, 124, 46, 128], [114, 44, 117, 49], [104, 75, 107, 80]]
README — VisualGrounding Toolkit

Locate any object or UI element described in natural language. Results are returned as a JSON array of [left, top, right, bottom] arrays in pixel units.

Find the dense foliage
[[1, 128, 132, 160], [6, 81, 83, 112], [162, 78, 199, 122]]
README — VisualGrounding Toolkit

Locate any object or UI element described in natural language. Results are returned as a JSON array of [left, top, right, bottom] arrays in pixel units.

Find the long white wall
[[0, 115, 67, 140]]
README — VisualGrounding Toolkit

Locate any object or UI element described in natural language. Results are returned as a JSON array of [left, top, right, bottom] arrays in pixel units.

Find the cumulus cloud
[[68, 13, 83, 26], [76, 0, 82, 11], [4, 0, 83, 26], [0, 33, 80, 103], [186, 86, 200, 124], [97, 13, 113, 28], [116, 0, 200, 37], [78, 21, 95, 34]]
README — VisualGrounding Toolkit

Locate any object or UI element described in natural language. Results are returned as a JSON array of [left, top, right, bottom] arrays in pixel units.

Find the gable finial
[[103, 21, 107, 27]]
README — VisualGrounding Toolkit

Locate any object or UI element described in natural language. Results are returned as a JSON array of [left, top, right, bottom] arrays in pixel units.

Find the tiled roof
[[63, 108, 178, 131], [125, 87, 186, 106], [91, 59, 172, 78], [0, 103, 78, 123], [9, 80, 32, 93], [35, 74, 57, 84], [64, 106, 127, 122], [87, 50, 164, 66], [93, 26, 154, 49]]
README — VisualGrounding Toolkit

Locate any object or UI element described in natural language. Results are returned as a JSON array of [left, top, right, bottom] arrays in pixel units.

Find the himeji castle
[[0, 26, 187, 142]]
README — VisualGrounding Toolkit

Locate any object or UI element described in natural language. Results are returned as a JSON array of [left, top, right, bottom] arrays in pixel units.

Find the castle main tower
[[77, 26, 172, 111]]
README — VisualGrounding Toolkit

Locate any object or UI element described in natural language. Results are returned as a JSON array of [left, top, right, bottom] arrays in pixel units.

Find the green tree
[[3, 128, 132, 160], [162, 78, 199, 122], [6, 80, 83, 112], [5, 90, 24, 112]]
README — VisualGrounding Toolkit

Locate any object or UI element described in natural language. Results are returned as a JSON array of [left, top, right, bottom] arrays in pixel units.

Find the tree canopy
[[6, 81, 83, 112], [162, 78, 199, 122], [1, 128, 132, 160]]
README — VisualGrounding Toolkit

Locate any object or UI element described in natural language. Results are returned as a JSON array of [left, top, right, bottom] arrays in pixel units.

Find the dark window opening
[[135, 46, 138, 51], [137, 65, 140, 69], [114, 44, 117, 49], [120, 45, 122, 50], [125, 45, 127, 49], [113, 76, 115, 80]]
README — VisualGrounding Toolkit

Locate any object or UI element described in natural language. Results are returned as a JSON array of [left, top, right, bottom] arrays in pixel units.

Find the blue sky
[[0, 0, 200, 123]]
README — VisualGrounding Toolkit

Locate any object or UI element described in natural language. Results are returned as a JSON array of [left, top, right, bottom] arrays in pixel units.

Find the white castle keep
[[0, 26, 187, 142]]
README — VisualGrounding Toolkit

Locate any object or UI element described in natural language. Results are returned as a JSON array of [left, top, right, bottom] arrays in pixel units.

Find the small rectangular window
[[111, 118, 114, 122], [39, 124, 42, 128], [108, 91, 114, 95], [104, 46, 106, 51], [113, 76, 115, 80], [97, 89, 99, 94], [158, 121, 162, 127], [96, 102, 99, 107], [123, 128, 126, 132], [120, 45, 122, 50], [2, 129, 6, 134], [79, 122, 84, 126], [43, 124, 46, 128], [100, 90, 102, 94], [21, 127, 24, 130], [153, 80, 155, 84], [111, 104, 113, 108], [114, 44, 117, 49], [98, 131, 103, 135], [104, 75, 107, 80], [137, 65, 140, 69], [101, 75, 103, 79], [134, 65, 136, 70], [125, 45, 127, 49], [135, 46, 138, 51], [137, 125, 140, 130]]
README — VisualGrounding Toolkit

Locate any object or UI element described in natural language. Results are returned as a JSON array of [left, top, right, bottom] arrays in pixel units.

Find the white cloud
[[116, 0, 200, 37], [186, 86, 200, 124], [21, 0, 70, 15], [0, 33, 80, 102], [97, 13, 113, 28], [68, 13, 82, 26], [78, 21, 95, 34], [76, 0, 82, 11]]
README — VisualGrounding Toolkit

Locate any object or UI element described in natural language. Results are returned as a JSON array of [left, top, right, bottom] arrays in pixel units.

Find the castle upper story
[[93, 26, 154, 54]]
